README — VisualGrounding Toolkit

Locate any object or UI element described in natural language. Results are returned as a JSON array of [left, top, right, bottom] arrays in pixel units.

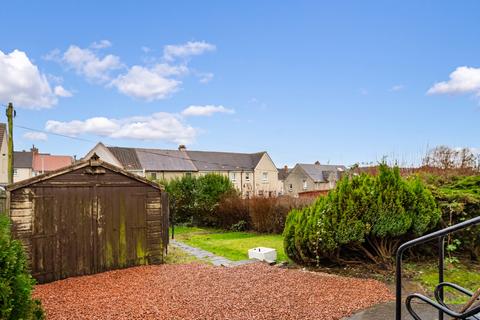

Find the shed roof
[[6, 155, 163, 192], [298, 163, 347, 182], [14, 151, 33, 168], [186, 150, 265, 171]]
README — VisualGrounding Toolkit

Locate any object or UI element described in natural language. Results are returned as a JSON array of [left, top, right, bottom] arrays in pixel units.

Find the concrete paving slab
[[344, 301, 452, 320]]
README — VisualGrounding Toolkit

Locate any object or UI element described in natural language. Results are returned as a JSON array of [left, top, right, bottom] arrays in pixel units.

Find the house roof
[[13, 151, 33, 168], [0, 123, 6, 149], [135, 148, 197, 172], [107, 147, 143, 170], [7, 154, 163, 192], [186, 150, 265, 171], [277, 167, 290, 181], [298, 163, 347, 183], [32, 154, 73, 172]]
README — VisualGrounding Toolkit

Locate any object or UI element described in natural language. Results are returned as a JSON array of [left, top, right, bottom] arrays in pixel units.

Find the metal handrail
[[395, 215, 480, 320]]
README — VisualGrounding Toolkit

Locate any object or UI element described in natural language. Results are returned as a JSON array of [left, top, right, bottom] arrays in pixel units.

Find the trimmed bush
[[162, 174, 236, 226], [283, 164, 441, 266], [0, 214, 44, 320]]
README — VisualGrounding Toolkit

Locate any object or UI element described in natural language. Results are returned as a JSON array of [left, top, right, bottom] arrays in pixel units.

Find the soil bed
[[34, 263, 393, 320]]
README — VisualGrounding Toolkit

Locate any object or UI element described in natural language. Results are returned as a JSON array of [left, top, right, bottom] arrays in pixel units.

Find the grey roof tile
[[186, 150, 265, 171], [14, 151, 33, 168], [107, 147, 142, 170], [298, 163, 347, 182], [135, 148, 197, 171]]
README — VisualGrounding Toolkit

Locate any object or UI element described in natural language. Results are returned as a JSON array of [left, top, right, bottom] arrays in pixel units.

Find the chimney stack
[[178, 144, 186, 151], [314, 161, 320, 165], [284, 165, 288, 173], [31, 145, 38, 154]]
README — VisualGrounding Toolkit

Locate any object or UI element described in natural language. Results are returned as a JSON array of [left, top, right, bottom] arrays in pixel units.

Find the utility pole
[[6, 103, 15, 184]]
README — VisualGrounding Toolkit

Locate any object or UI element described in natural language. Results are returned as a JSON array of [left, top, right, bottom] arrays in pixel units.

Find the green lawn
[[172, 226, 287, 261], [406, 262, 480, 304]]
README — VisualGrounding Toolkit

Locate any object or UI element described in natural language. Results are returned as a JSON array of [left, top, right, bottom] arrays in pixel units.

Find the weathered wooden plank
[[10, 201, 33, 209], [10, 208, 33, 217]]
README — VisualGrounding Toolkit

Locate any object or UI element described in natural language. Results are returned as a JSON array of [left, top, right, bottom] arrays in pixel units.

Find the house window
[[289, 184, 293, 192], [185, 172, 192, 178], [258, 190, 264, 197], [13, 168, 18, 177], [149, 172, 157, 180], [230, 172, 236, 182], [245, 172, 250, 181], [262, 172, 268, 182], [303, 179, 308, 190]]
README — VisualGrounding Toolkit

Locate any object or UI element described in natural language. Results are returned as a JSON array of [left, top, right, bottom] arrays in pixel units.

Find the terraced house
[[284, 162, 346, 197], [85, 143, 282, 197]]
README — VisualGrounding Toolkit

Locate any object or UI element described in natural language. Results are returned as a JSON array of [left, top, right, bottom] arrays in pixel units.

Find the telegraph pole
[[6, 103, 14, 184]]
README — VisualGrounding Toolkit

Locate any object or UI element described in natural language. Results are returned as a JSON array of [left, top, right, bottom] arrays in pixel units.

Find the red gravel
[[34, 263, 393, 320]]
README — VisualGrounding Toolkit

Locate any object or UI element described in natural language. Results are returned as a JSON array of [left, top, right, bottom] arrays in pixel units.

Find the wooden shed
[[6, 154, 169, 283]]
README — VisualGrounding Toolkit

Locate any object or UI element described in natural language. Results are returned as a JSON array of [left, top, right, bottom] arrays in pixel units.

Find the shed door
[[31, 186, 94, 283], [96, 186, 148, 272], [31, 185, 150, 282]]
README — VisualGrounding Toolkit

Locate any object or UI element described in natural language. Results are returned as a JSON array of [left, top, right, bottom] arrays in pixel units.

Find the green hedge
[[283, 164, 441, 266], [425, 174, 480, 259], [161, 173, 236, 226], [0, 214, 44, 319]]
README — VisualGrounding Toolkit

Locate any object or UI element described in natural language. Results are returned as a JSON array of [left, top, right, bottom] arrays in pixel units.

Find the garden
[[1, 148, 480, 319]]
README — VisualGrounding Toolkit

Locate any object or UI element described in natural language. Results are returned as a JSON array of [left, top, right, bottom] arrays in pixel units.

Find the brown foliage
[[249, 196, 311, 233], [215, 194, 312, 233]]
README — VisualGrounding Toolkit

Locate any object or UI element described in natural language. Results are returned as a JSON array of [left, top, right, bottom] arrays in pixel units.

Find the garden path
[[344, 301, 441, 319], [170, 239, 257, 267]]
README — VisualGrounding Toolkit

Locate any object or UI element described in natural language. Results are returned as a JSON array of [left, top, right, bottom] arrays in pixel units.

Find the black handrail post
[[395, 247, 404, 320], [438, 236, 445, 320]]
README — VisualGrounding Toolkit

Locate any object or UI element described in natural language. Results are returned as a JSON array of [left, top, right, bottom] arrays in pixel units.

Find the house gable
[[83, 142, 123, 168]]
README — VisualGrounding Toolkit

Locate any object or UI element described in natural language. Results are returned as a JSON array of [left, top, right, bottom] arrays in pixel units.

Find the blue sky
[[1, 1, 479, 167]]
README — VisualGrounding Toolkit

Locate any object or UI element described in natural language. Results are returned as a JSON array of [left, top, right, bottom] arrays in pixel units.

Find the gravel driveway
[[34, 263, 393, 320]]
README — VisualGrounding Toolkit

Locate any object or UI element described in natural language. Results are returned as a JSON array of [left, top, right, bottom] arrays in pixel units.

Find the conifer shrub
[[0, 214, 44, 319], [283, 164, 441, 266]]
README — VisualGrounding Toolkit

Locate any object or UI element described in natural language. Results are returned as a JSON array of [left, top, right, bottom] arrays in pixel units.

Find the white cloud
[[50, 40, 216, 101], [198, 72, 214, 84], [110, 64, 185, 100], [163, 41, 216, 61], [390, 84, 405, 92], [90, 40, 112, 49], [54, 85, 73, 97], [45, 112, 196, 144], [428, 66, 480, 95], [63, 45, 123, 82], [23, 131, 48, 141], [181, 105, 234, 117], [0, 49, 59, 109], [43, 48, 61, 61], [141, 46, 151, 53]]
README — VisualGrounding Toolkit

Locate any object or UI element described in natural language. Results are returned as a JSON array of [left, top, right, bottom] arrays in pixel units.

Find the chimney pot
[[178, 144, 186, 151], [315, 161, 320, 165]]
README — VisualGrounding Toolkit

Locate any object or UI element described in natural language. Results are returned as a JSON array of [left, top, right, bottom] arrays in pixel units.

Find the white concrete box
[[248, 247, 277, 263]]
